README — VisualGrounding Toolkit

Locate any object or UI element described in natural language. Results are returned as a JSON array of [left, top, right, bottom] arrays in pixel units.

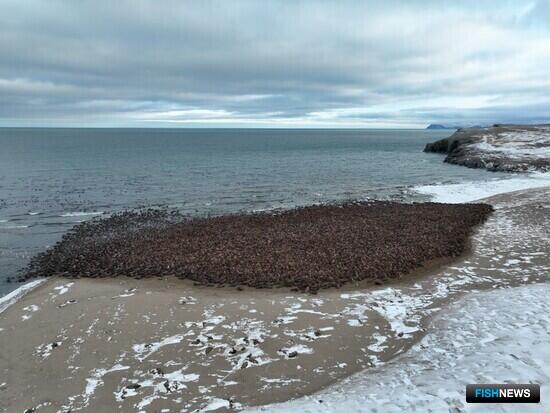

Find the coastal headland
[[424, 124, 550, 172]]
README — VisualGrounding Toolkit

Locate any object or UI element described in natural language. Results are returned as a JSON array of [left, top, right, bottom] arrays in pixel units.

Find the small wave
[[414, 172, 550, 203], [0, 279, 46, 314], [1, 225, 29, 229], [28, 212, 40, 216], [60, 211, 103, 217], [0, 219, 7, 223]]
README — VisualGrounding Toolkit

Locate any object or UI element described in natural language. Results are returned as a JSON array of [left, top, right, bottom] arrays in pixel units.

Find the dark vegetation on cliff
[[20, 202, 492, 293]]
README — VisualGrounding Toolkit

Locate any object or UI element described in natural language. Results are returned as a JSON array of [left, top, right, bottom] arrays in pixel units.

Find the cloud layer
[[1, 0, 549, 127]]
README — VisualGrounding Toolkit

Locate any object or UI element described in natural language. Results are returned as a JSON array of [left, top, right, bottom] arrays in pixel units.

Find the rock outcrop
[[424, 125, 550, 172]]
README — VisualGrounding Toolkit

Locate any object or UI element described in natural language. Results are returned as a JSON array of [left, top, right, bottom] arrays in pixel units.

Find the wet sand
[[1, 187, 549, 413]]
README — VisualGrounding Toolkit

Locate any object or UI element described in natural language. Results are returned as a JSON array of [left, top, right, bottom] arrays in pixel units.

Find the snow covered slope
[[424, 125, 550, 172], [248, 283, 549, 413]]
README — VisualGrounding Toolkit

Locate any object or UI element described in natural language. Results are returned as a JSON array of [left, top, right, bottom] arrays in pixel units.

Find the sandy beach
[[2, 2, 550, 412], [1, 186, 548, 412]]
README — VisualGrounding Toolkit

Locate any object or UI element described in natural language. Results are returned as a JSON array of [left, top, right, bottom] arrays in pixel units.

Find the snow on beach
[[246, 181, 550, 412], [1, 139, 549, 411], [414, 172, 550, 203], [0, 279, 75, 315], [0, 185, 546, 413], [0, 278, 46, 314], [247, 283, 550, 413]]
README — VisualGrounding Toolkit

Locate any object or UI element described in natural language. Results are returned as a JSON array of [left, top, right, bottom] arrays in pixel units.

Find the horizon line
[[0, 125, 437, 130]]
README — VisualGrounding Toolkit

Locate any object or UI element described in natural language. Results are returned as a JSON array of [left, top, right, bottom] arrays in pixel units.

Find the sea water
[[0, 127, 515, 295]]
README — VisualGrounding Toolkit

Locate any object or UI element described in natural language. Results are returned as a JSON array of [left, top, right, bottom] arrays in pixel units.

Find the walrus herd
[[20, 201, 492, 293]]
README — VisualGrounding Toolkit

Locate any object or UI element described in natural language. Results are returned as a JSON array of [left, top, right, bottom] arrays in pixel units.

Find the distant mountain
[[426, 124, 455, 130], [426, 124, 486, 130]]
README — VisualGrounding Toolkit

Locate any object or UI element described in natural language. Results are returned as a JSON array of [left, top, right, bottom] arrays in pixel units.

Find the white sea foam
[[60, 211, 103, 217], [414, 172, 550, 203], [0, 279, 46, 314], [0, 224, 29, 229]]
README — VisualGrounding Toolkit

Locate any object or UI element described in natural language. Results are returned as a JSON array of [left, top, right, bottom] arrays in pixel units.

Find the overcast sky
[[1, 0, 549, 128]]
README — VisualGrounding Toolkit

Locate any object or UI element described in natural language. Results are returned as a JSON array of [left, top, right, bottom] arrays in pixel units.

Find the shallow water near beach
[[0, 127, 535, 295]]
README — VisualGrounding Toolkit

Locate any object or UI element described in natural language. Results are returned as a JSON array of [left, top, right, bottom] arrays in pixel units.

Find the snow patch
[[53, 282, 74, 295], [201, 397, 230, 412], [133, 334, 185, 361], [414, 172, 550, 203], [0, 279, 46, 314], [246, 284, 550, 413]]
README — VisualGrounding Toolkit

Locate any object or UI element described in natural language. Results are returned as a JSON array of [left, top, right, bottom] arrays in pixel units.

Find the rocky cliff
[[424, 125, 550, 172]]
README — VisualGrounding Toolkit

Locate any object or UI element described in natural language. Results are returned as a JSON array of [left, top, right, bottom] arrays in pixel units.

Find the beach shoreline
[[1, 185, 549, 412], [2, 2, 550, 412], [247, 282, 550, 413]]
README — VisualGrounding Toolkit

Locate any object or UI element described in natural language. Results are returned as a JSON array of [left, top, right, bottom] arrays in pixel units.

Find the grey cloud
[[0, 0, 549, 127]]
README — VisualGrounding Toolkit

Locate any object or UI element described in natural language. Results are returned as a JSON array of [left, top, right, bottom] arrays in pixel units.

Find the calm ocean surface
[[0, 128, 503, 295]]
